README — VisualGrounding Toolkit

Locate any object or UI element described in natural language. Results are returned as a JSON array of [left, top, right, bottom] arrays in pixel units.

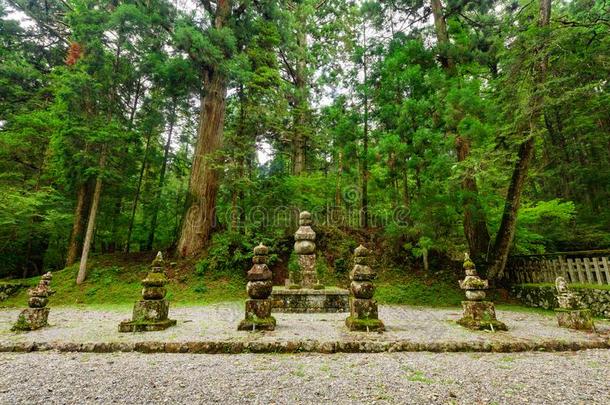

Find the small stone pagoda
[[238, 243, 276, 331], [457, 253, 507, 331], [12, 272, 54, 331], [119, 252, 176, 332], [271, 210, 349, 312], [345, 245, 384, 332], [292, 211, 322, 289], [554, 276, 595, 331]]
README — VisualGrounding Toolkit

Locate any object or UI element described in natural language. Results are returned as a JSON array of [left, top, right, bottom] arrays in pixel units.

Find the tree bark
[[430, 0, 454, 71], [177, 70, 227, 257], [65, 181, 91, 267], [456, 136, 491, 260], [487, 0, 551, 280], [76, 149, 107, 284]]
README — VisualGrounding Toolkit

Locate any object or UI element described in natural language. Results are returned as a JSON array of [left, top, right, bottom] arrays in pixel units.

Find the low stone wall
[[512, 284, 610, 318], [0, 283, 23, 301]]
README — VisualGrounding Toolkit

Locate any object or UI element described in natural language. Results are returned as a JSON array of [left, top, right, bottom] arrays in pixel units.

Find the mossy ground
[[0, 253, 245, 308], [0, 252, 559, 314]]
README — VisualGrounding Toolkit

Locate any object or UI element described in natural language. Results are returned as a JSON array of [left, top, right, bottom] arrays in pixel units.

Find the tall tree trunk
[[292, 6, 309, 176], [76, 149, 107, 284], [177, 71, 227, 257], [430, 0, 453, 71], [176, 0, 230, 257], [431, 0, 490, 259], [65, 181, 90, 267], [125, 128, 154, 252], [456, 136, 491, 260], [147, 102, 176, 250], [487, 0, 551, 280], [360, 23, 369, 229]]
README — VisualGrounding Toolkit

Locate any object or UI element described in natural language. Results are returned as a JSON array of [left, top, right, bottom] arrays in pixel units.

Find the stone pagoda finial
[[292, 210, 322, 289], [119, 251, 176, 332], [554, 276, 595, 331], [12, 272, 55, 331], [457, 252, 506, 331], [238, 243, 276, 331], [345, 245, 384, 332]]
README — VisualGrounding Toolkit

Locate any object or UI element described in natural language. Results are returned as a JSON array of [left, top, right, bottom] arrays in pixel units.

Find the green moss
[[345, 316, 385, 331], [0, 255, 246, 308], [11, 314, 30, 331]]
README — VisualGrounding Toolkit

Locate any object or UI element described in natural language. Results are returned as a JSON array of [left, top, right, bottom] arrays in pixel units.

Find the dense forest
[[0, 0, 609, 282]]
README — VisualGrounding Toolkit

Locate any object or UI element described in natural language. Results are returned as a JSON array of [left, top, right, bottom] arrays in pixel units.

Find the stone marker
[[457, 253, 507, 331], [554, 276, 595, 332], [119, 252, 176, 332], [238, 243, 276, 331], [12, 272, 54, 331], [293, 211, 323, 289], [345, 245, 384, 332]]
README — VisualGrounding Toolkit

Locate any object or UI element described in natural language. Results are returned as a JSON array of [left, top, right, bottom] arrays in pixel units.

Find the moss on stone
[[345, 316, 385, 332], [457, 316, 508, 331], [237, 316, 276, 331]]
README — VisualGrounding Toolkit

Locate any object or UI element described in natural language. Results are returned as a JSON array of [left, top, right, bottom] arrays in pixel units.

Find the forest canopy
[[0, 0, 609, 281]]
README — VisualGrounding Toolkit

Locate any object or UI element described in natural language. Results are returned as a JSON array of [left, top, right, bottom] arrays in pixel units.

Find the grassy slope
[[0, 253, 550, 315]]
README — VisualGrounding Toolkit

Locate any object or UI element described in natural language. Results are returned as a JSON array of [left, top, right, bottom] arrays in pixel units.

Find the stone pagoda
[[119, 252, 176, 332], [554, 276, 595, 331], [238, 243, 276, 331], [12, 272, 54, 331], [457, 253, 507, 331], [271, 210, 349, 312], [345, 245, 384, 332], [292, 211, 322, 289]]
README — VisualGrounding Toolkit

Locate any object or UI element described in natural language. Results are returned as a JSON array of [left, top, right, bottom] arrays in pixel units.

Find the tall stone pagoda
[[457, 253, 506, 331], [271, 210, 349, 312], [554, 276, 595, 331], [238, 243, 276, 331], [119, 252, 176, 332], [293, 211, 322, 289], [12, 272, 54, 331], [345, 245, 384, 332]]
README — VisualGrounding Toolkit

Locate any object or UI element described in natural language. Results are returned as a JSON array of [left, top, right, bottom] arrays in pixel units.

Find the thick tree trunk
[[65, 181, 90, 267], [456, 136, 491, 260], [147, 103, 176, 250], [76, 149, 107, 284], [487, 0, 551, 280], [177, 71, 227, 257]]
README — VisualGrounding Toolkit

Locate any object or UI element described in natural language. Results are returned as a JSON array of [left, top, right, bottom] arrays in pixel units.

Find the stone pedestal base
[[555, 308, 595, 332], [271, 287, 349, 313], [457, 301, 507, 331], [118, 299, 176, 333], [12, 307, 50, 331], [346, 298, 384, 332], [238, 299, 276, 331], [118, 318, 177, 332]]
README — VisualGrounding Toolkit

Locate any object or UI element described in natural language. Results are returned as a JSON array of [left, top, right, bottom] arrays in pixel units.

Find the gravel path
[[0, 350, 608, 404], [1, 305, 608, 352]]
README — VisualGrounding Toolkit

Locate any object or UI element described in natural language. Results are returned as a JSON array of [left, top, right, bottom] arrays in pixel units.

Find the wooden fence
[[505, 250, 610, 285]]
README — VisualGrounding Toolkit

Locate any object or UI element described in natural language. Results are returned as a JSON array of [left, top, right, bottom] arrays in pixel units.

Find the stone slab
[[271, 287, 349, 313], [118, 318, 177, 333]]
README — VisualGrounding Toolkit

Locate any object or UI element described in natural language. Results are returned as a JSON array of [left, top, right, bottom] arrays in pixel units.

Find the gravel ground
[[0, 350, 608, 404], [1, 305, 608, 351]]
